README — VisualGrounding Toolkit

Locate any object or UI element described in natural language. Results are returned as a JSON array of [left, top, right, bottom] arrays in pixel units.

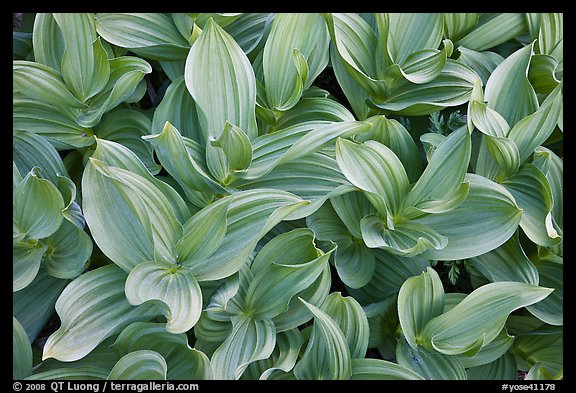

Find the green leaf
[[42, 220, 92, 280], [469, 231, 539, 285], [262, 13, 329, 111], [95, 13, 190, 61], [484, 42, 538, 127], [188, 189, 308, 281], [13, 31, 33, 60], [526, 261, 563, 326], [529, 54, 561, 94], [245, 228, 332, 320], [151, 76, 203, 142], [26, 367, 109, 380], [274, 96, 355, 130], [336, 138, 409, 217], [13, 130, 69, 185], [320, 292, 369, 359], [32, 13, 66, 72], [112, 322, 213, 380], [211, 314, 276, 380], [209, 121, 253, 178], [420, 282, 553, 355], [443, 13, 479, 42], [294, 299, 352, 380], [467, 352, 518, 380], [42, 265, 160, 362], [456, 46, 503, 85], [333, 237, 375, 289], [396, 335, 467, 380], [501, 163, 561, 247], [107, 350, 167, 380], [532, 146, 562, 230], [125, 261, 203, 333], [13, 60, 87, 110], [458, 328, 515, 368], [53, 13, 110, 102], [414, 173, 522, 260], [456, 13, 527, 51], [403, 126, 471, 209], [185, 18, 257, 141], [398, 267, 445, 350], [351, 358, 423, 380], [13, 168, 64, 241], [224, 13, 274, 56], [13, 317, 33, 380], [56, 175, 85, 229], [329, 190, 376, 240]]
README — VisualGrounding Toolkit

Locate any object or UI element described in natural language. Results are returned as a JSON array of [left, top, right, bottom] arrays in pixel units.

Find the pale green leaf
[[501, 163, 561, 247], [107, 350, 167, 380], [529, 54, 561, 94], [333, 237, 375, 289], [467, 352, 518, 380], [13, 168, 64, 241], [458, 328, 515, 368], [185, 18, 257, 141], [13, 316, 33, 380], [443, 13, 479, 42], [456, 13, 527, 51], [274, 96, 355, 130], [532, 146, 562, 230], [209, 121, 253, 175], [42, 264, 160, 362], [56, 175, 85, 229], [211, 314, 276, 380], [294, 299, 352, 380], [456, 46, 504, 85], [398, 267, 445, 350], [224, 13, 274, 56], [415, 173, 522, 260], [350, 358, 424, 380], [32, 13, 66, 72], [125, 261, 203, 333], [42, 220, 92, 280], [13, 240, 47, 292], [329, 190, 376, 240], [526, 261, 563, 326], [421, 282, 553, 355], [26, 367, 109, 380]]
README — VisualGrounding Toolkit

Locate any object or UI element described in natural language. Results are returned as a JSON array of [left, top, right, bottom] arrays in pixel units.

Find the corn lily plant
[[13, 12, 562, 381]]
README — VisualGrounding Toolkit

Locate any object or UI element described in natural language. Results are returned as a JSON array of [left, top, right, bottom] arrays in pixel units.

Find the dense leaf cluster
[[13, 13, 563, 380]]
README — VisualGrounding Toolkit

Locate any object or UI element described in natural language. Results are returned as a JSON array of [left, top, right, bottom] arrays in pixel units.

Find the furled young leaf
[[185, 18, 257, 141], [125, 261, 203, 333], [13, 317, 33, 380], [420, 282, 553, 355], [56, 175, 85, 229], [107, 350, 167, 380], [397, 267, 445, 350], [244, 228, 332, 320], [42, 220, 92, 280], [294, 299, 352, 380], [208, 121, 253, 180], [42, 264, 160, 362], [262, 13, 329, 111], [95, 13, 191, 61], [210, 314, 276, 380], [13, 167, 64, 241]]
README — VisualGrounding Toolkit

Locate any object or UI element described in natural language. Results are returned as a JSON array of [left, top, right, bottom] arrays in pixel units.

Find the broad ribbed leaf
[[151, 76, 203, 142], [96, 109, 161, 175], [467, 352, 518, 380], [245, 228, 332, 320], [334, 238, 375, 289], [529, 54, 561, 94], [224, 13, 274, 56], [176, 198, 230, 265], [13, 240, 47, 292], [262, 13, 329, 111], [42, 265, 160, 361], [13, 95, 93, 150], [507, 84, 562, 163], [415, 173, 522, 260], [95, 13, 190, 61], [13, 168, 64, 241], [83, 158, 182, 271], [533, 146, 562, 230], [13, 317, 33, 380], [336, 138, 409, 217], [107, 350, 167, 380], [185, 18, 257, 141], [42, 220, 92, 280], [457, 46, 503, 85], [404, 126, 471, 209], [13, 269, 69, 342], [26, 367, 109, 380], [443, 13, 479, 42], [53, 13, 110, 102], [32, 13, 65, 71], [274, 96, 355, 130], [13, 61, 86, 110], [537, 13, 563, 64], [458, 328, 515, 368], [294, 299, 352, 380], [501, 163, 560, 247], [125, 261, 202, 333], [211, 314, 276, 380], [421, 282, 553, 355], [526, 261, 562, 326], [469, 232, 539, 285], [468, 78, 509, 137], [456, 13, 527, 51], [209, 121, 253, 176], [350, 358, 424, 380], [330, 191, 376, 240], [485, 42, 538, 127], [13, 130, 69, 185], [320, 292, 369, 359], [56, 175, 85, 229], [398, 267, 445, 350], [188, 189, 308, 281], [396, 335, 467, 380]]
